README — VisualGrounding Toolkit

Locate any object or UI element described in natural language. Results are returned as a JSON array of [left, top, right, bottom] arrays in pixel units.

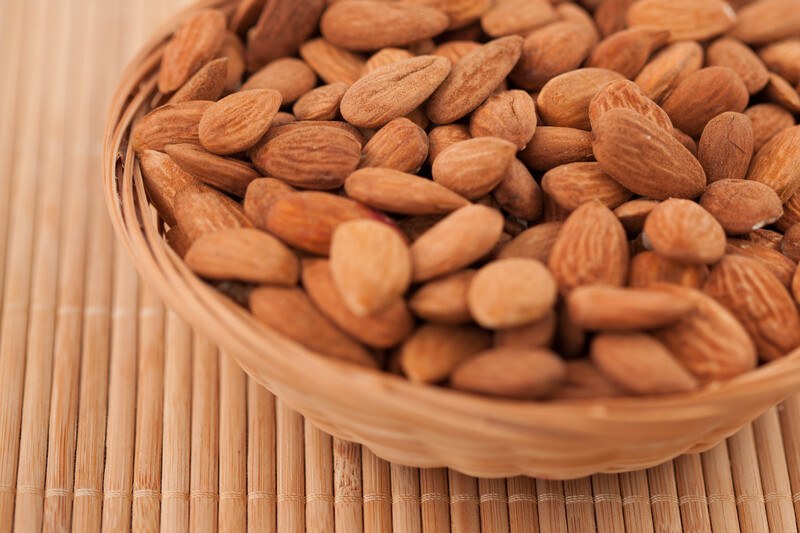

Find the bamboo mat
[[2, 0, 800, 531]]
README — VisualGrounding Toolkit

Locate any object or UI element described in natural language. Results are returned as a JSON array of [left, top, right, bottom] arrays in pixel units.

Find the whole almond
[[199, 89, 281, 155], [521, 127, 594, 171], [652, 284, 757, 382], [139, 150, 198, 226], [782, 224, 800, 262], [409, 270, 476, 325], [747, 125, 800, 202], [410, 204, 504, 282], [219, 33, 246, 92], [263, 191, 382, 255], [158, 9, 227, 93], [548, 200, 629, 293], [229, 0, 265, 37], [706, 38, 770, 94], [431, 137, 517, 199], [661, 67, 749, 137], [614, 199, 659, 235], [700, 179, 783, 235], [173, 182, 252, 243], [626, 0, 736, 42], [165, 143, 260, 198], [469, 90, 537, 150], [537, 68, 624, 130], [131, 101, 211, 153], [592, 108, 706, 200], [497, 222, 563, 263], [303, 259, 414, 348], [567, 285, 695, 330], [451, 347, 566, 399], [541, 162, 633, 212], [362, 48, 415, 75], [399, 324, 491, 383], [778, 193, 800, 232], [590, 333, 698, 395], [749, 228, 785, 251], [493, 310, 557, 349], [261, 120, 368, 148], [320, 1, 449, 51], [245, 0, 325, 71], [250, 286, 376, 367], [629, 251, 709, 289], [634, 40, 703, 104], [427, 36, 523, 124], [241, 57, 317, 103], [432, 41, 482, 65], [243, 177, 296, 229], [340, 56, 451, 128], [492, 159, 543, 221], [427, 125, 472, 165], [697, 112, 754, 183], [589, 79, 673, 133], [759, 38, 800, 86], [330, 219, 411, 315], [552, 360, 623, 401], [726, 239, 797, 287], [345, 168, 468, 216], [765, 72, 800, 113], [292, 82, 348, 121], [745, 103, 796, 153], [168, 57, 228, 105], [467, 258, 557, 329], [252, 125, 361, 190], [643, 199, 726, 264], [299, 38, 366, 85], [408, 0, 492, 31], [705, 255, 800, 361], [480, 0, 557, 37], [185, 227, 299, 285], [729, 0, 800, 45], [586, 26, 671, 79], [510, 21, 595, 90], [360, 118, 429, 173]]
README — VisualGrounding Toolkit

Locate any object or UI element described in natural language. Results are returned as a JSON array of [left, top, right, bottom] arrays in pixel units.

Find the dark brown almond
[[700, 179, 783, 235], [706, 38, 770, 94], [614, 199, 659, 235], [230, 0, 267, 36], [292, 82, 348, 121], [245, 0, 325, 71], [131, 101, 211, 153], [747, 125, 800, 202], [400, 324, 492, 384], [398, 215, 445, 243], [344, 168, 468, 216], [497, 222, 563, 263], [409, 270, 476, 325], [431, 137, 517, 199], [492, 159, 543, 221], [166, 226, 191, 258], [626, 0, 736, 41], [360, 118, 429, 174], [243, 178, 296, 229], [159, 9, 227, 93], [299, 38, 366, 85], [138, 150, 198, 226], [586, 26, 671, 79], [427, 36, 523, 124], [537, 68, 624, 130], [643, 199, 726, 264], [199, 89, 282, 155], [749, 228, 784, 251], [589, 79, 673, 133], [165, 143, 260, 198], [469, 90, 537, 150], [782, 224, 800, 262], [745, 103, 796, 153], [629, 251, 709, 289], [168, 57, 228, 105], [241, 57, 317, 104], [726, 239, 797, 287], [634, 41, 704, 104], [173, 182, 252, 243], [779, 192, 800, 232], [250, 287, 376, 367], [697, 112, 754, 183], [521, 127, 594, 171], [568, 285, 695, 330], [541, 162, 633, 212]]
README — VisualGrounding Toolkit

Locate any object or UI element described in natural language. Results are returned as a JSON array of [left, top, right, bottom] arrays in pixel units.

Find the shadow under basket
[[103, 0, 800, 479]]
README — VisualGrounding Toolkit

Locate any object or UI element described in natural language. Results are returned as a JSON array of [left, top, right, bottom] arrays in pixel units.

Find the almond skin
[[586, 26, 671, 79], [450, 347, 566, 399], [747, 125, 800, 202], [199, 89, 282, 155], [568, 286, 695, 330], [643, 199, 726, 265], [469, 90, 537, 150], [521, 127, 594, 171], [729, 0, 800, 45], [592, 108, 706, 200], [167, 57, 228, 105], [492, 159, 543, 221], [592, 333, 699, 395], [320, 1, 449, 51], [552, 360, 623, 401], [467, 258, 557, 329], [245, 0, 325, 72], [497, 222, 563, 263], [362, 48, 415, 75], [173, 182, 252, 243], [292, 82, 348, 121], [541, 162, 633, 212], [243, 178, 296, 230], [782, 224, 800, 262], [344, 168, 468, 216], [629, 251, 709, 289], [330, 220, 412, 316], [493, 310, 557, 350], [427, 125, 472, 165], [409, 270, 476, 325], [614, 199, 659, 235], [158, 9, 227, 93], [705, 255, 800, 361], [700, 179, 783, 235], [548, 200, 629, 294], [241, 57, 317, 103], [185, 228, 299, 285], [399, 324, 492, 384], [131, 101, 211, 153], [252, 125, 361, 190], [165, 143, 260, 198], [302, 259, 414, 348], [250, 287, 376, 367], [431, 137, 517, 199], [726, 239, 797, 287], [340, 56, 451, 129], [759, 38, 800, 86], [359, 118, 429, 173], [589, 79, 673, 133], [706, 38, 770, 94], [697, 112, 754, 184], [427, 36, 523, 124], [746, 103, 796, 153], [410, 205, 504, 282], [139, 150, 198, 226], [480, 0, 557, 37], [634, 40, 703, 104], [793, 264, 800, 305], [765, 72, 800, 113], [626, 0, 736, 42], [537, 68, 624, 130], [299, 38, 366, 85]]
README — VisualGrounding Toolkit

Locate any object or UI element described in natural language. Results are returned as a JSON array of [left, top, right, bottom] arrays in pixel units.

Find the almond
[[493, 310, 557, 349], [219, 33, 246, 92], [139, 150, 198, 226], [552, 360, 623, 401], [726, 239, 797, 287], [548, 200, 629, 293], [586, 26, 671, 79], [747, 125, 800, 202], [492, 159, 543, 221], [729, 0, 800, 45], [467, 258, 557, 329], [198, 89, 281, 155], [320, 1, 449, 51], [409, 270, 476, 325], [537, 68, 624, 130], [250, 286, 376, 367], [778, 193, 800, 232], [480, 0, 557, 37], [230, 0, 267, 36], [643, 199, 726, 264], [168, 57, 228, 105], [292, 82, 348, 121], [158, 9, 227, 93], [245, 0, 325, 71], [765, 72, 800, 113], [652, 284, 757, 382], [634, 40, 703, 104], [589, 79, 673, 133], [344, 168, 468, 215], [252, 125, 361, 190], [541, 162, 633, 212], [626, 0, 736, 42], [427, 36, 523, 124], [746, 103, 796, 153], [243, 178, 296, 229], [299, 38, 366, 85], [410, 204, 504, 282], [185, 227, 299, 285], [794, 264, 800, 306], [173, 182, 252, 243], [697, 112, 754, 184], [398, 216, 444, 243], [450, 347, 566, 399], [131, 101, 211, 153], [431, 137, 516, 199], [521, 127, 594, 171], [782, 224, 800, 262], [759, 38, 800, 86], [469, 90, 537, 150], [241, 57, 317, 103], [362, 48, 416, 75], [614, 199, 659, 235], [592, 108, 706, 200], [497, 222, 563, 263], [629, 251, 709, 289], [302, 259, 414, 348], [700, 179, 783, 235], [749, 228, 785, 251], [510, 21, 595, 90], [408, 0, 492, 31], [399, 324, 491, 383], [340, 56, 451, 128], [427, 125, 472, 165], [359, 118, 429, 173], [595, 0, 638, 37], [431, 41, 482, 65], [706, 38, 770, 94], [569, 285, 695, 331], [166, 226, 191, 258], [705, 255, 800, 361], [165, 143, 260, 198]]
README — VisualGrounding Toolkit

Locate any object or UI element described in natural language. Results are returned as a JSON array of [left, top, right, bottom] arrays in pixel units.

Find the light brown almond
[[497, 222, 563, 263], [626, 0, 736, 42], [552, 360, 623, 401], [408, 0, 492, 31], [567, 285, 695, 330], [614, 199, 659, 235], [729, 0, 800, 45], [427, 125, 472, 165], [707, 37, 770, 94], [165, 143, 260, 198], [745, 103, 796, 154], [643, 199, 726, 264], [292, 82, 348, 121], [410, 204, 504, 282], [362, 48, 415, 75], [492, 159, 543, 221], [245, 0, 325, 71], [230, 0, 267, 36], [159, 9, 227, 93], [700, 179, 783, 235], [493, 310, 557, 349], [400, 324, 492, 383], [747, 125, 800, 202], [409, 270, 476, 325], [139, 150, 198, 226], [480, 0, 557, 37], [431, 137, 517, 199], [537, 68, 624, 130], [431, 41, 482, 65], [168, 57, 228, 105], [218, 33, 246, 92], [726, 239, 797, 287], [697, 112, 754, 183], [629, 251, 709, 289], [299, 38, 366, 85], [765, 72, 800, 113], [359, 118, 429, 173], [243, 178, 296, 229], [199, 89, 281, 155], [131, 101, 211, 153], [749, 228, 785, 251], [589, 79, 673, 133], [173, 182, 252, 243], [634, 41, 704, 104], [469, 90, 537, 150], [521, 127, 594, 171], [541, 162, 633, 212], [241, 57, 317, 103], [759, 38, 800, 85], [586, 26, 671, 79]]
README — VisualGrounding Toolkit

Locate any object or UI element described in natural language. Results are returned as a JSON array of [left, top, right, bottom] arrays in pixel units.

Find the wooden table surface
[[2, 0, 800, 531]]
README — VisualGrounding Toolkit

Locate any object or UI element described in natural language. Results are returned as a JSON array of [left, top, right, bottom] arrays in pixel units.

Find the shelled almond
[[133, 0, 800, 402]]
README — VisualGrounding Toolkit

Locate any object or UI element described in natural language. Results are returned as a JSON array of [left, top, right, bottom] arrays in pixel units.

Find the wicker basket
[[103, 0, 800, 479]]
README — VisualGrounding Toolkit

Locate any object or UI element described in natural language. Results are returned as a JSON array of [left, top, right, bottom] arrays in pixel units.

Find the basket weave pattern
[[103, 0, 800, 479]]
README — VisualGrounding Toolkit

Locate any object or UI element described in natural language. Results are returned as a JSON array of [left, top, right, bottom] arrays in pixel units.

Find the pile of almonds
[[132, 0, 800, 401]]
